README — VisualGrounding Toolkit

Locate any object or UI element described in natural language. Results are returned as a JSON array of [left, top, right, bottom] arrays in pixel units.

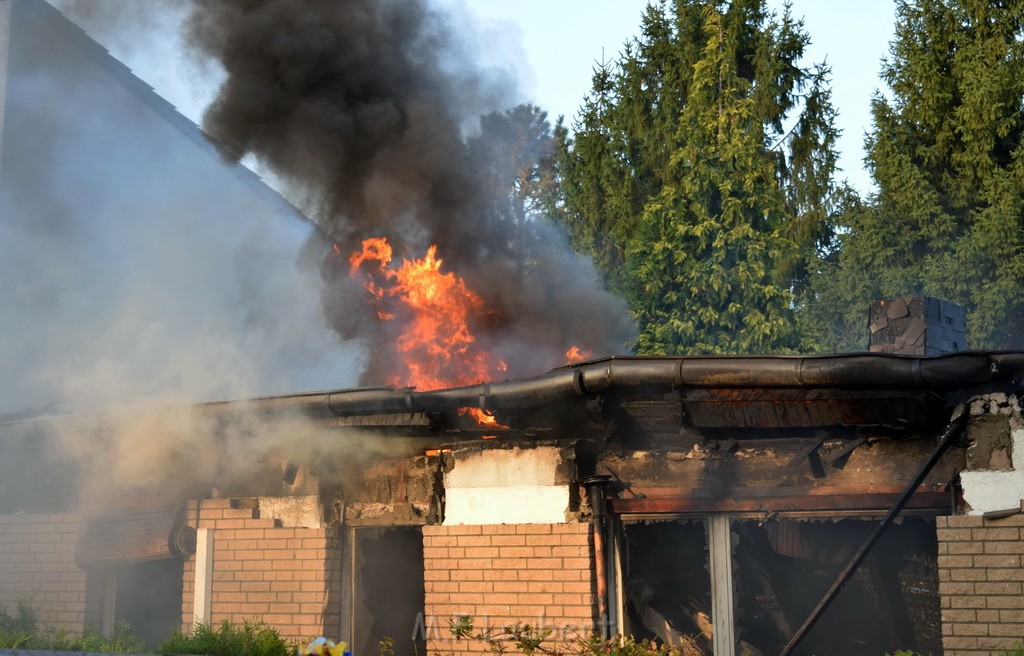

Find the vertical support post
[[708, 515, 735, 656], [193, 528, 214, 627], [610, 522, 626, 639], [582, 475, 613, 639], [101, 570, 116, 636]]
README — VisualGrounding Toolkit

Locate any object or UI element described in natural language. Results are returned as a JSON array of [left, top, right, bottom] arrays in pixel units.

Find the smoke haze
[[2, 0, 634, 504], [182, 0, 635, 385], [0, 0, 360, 418]]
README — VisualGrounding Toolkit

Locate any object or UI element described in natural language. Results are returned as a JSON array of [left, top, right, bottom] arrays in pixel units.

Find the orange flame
[[565, 346, 592, 364], [349, 238, 593, 429], [349, 237, 500, 396], [466, 408, 499, 426]]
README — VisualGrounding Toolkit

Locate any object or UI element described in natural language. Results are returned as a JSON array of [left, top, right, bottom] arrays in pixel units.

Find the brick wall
[[422, 523, 596, 655], [0, 513, 98, 631], [938, 514, 1024, 654], [181, 499, 342, 643]]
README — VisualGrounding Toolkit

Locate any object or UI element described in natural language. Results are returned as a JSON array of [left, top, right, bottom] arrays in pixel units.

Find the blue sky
[[440, 0, 897, 194], [67, 0, 897, 195]]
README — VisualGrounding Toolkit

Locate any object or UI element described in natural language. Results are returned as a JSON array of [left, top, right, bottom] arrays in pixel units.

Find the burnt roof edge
[[219, 351, 1024, 418], [5, 352, 1020, 429]]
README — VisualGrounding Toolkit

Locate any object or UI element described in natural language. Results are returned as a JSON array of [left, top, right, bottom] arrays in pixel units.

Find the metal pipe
[[582, 475, 613, 640], [779, 411, 967, 656]]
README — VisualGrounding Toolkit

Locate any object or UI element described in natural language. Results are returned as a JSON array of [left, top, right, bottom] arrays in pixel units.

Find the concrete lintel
[[443, 485, 569, 525], [446, 445, 570, 488]]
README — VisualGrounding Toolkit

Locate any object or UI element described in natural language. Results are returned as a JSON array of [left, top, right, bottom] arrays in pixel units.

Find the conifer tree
[[812, 0, 1024, 350], [553, 0, 840, 354]]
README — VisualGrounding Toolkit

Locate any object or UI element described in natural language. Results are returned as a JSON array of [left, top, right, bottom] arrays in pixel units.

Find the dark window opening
[[112, 558, 183, 649], [622, 520, 713, 655], [732, 517, 941, 655], [351, 527, 425, 656]]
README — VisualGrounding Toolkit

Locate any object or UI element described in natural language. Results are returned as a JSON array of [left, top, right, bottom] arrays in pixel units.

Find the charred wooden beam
[[779, 413, 966, 656], [823, 437, 869, 468], [788, 435, 826, 478], [609, 490, 949, 515]]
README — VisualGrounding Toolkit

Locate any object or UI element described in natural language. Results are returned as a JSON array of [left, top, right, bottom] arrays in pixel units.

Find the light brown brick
[[987, 567, 1024, 581], [984, 514, 1024, 527], [953, 623, 989, 636], [562, 557, 592, 570], [939, 554, 974, 568], [938, 528, 975, 541], [975, 527, 1020, 541], [990, 623, 1024, 637], [942, 636, 979, 649], [983, 593, 1024, 609], [452, 569, 485, 581], [939, 581, 976, 596], [947, 516, 986, 528], [976, 609, 999, 622], [999, 609, 1024, 623], [482, 569, 519, 582], [942, 609, 977, 623], [446, 525, 484, 536], [975, 554, 1020, 568], [975, 581, 1022, 595], [464, 546, 500, 559], [950, 568, 987, 581], [983, 540, 1024, 554]]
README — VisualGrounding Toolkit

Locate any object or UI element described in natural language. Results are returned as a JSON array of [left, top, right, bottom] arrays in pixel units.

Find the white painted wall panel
[[444, 485, 569, 525]]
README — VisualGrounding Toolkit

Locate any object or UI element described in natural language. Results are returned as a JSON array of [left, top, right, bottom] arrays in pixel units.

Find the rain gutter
[[317, 352, 1024, 416], [198, 352, 1024, 419]]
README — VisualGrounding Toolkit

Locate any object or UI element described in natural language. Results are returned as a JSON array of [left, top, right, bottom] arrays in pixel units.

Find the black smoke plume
[[185, 0, 635, 384]]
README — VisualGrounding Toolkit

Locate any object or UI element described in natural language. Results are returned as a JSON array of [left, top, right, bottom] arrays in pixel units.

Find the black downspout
[[582, 475, 613, 640], [780, 410, 967, 656]]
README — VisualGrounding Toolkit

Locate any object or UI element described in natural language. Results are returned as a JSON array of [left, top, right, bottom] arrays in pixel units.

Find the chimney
[[868, 296, 967, 355]]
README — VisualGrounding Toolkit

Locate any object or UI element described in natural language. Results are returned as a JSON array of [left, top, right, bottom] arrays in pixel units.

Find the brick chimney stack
[[868, 296, 967, 355]]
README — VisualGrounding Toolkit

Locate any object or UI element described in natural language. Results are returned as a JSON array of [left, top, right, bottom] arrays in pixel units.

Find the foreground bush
[[0, 599, 144, 652], [0, 600, 37, 648], [159, 618, 294, 656], [450, 616, 690, 656]]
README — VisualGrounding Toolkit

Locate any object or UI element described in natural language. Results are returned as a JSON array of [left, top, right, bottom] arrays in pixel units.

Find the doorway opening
[[349, 526, 425, 656]]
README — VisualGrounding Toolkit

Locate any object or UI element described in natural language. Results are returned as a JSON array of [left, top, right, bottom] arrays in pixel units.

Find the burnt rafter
[[788, 434, 826, 478], [823, 437, 870, 469], [779, 411, 967, 656]]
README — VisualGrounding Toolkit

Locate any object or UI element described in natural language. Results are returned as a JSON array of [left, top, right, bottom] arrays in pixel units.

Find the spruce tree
[[553, 0, 840, 354], [813, 0, 1024, 350]]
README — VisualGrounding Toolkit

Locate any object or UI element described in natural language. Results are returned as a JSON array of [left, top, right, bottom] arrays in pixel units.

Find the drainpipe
[[582, 475, 613, 640]]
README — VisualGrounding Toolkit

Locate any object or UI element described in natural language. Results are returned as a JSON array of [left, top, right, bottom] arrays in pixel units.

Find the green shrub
[[449, 616, 688, 656], [0, 599, 144, 652], [45, 619, 145, 653], [0, 600, 39, 648], [159, 618, 294, 656]]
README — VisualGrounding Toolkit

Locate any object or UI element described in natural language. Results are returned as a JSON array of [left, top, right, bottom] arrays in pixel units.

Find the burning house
[[4, 2, 1024, 656], [3, 319, 1024, 655]]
